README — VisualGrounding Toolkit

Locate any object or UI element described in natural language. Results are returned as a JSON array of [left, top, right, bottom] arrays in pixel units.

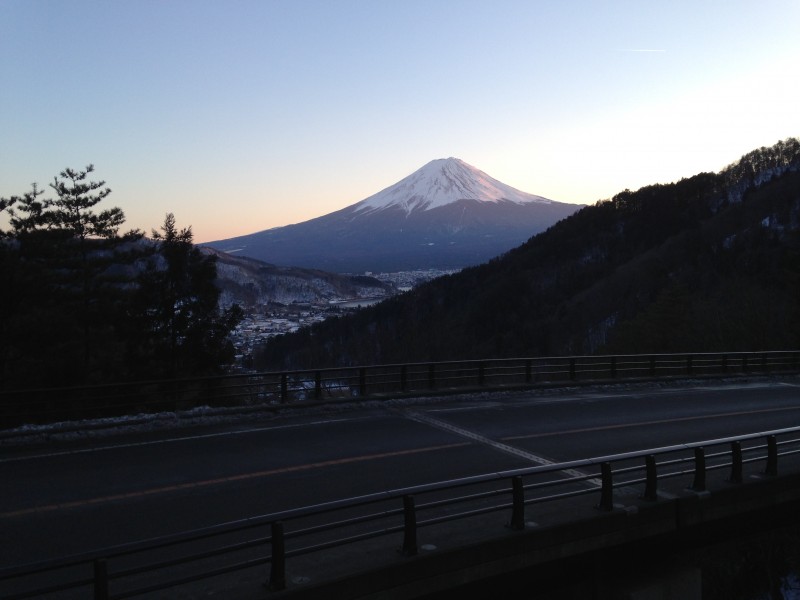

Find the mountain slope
[[255, 138, 800, 369], [204, 158, 581, 273]]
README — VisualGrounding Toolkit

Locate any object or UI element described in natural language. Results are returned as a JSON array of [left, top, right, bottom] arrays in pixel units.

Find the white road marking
[[399, 409, 601, 487]]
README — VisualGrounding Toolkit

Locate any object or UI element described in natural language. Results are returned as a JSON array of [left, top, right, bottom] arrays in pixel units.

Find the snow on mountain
[[355, 158, 552, 214], [203, 158, 582, 273]]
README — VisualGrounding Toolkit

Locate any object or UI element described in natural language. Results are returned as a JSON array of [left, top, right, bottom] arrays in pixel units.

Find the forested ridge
[[257, 138, 800, 369]]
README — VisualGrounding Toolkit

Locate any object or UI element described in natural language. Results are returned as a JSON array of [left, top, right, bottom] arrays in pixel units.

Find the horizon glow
[[1, 1, 799, 243]]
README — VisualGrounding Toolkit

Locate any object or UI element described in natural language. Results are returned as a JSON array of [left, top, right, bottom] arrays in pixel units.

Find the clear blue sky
[[2, 0, 798, 243]]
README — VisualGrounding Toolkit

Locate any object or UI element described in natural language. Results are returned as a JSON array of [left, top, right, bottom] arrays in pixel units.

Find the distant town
[[229, 269, 459, 367]]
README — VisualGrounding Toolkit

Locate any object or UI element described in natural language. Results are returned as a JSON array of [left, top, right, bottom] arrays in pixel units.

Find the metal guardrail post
[[314, 371, 322, 401], [280, 374, 288, 404], [93, 559, 109, 600], [508, 476, 525, 530], [765, 435, 778, 477], [597, 462, 613, 511], [525, 359, 532, 383], [478, 362, 486, 386], [686, 354, 693, 375], [610, 356, 617, 378], [742, 354, 749, 372], [428, 364, 436, 390], [691, 447, 706, 491], [359, 368, 367, 397], [401, 495, 418, 556], [642, 454, 657, 501], [729, 441, 743, 483], [722, 354, 729, 374], [400, 365, 408, 392], [569, 358, 577, 381], [268, 521, 286, 591], [649, 356, 656, 377]]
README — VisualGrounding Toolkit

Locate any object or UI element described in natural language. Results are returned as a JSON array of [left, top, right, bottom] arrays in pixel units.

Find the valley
[[226, 268, 459, 368]]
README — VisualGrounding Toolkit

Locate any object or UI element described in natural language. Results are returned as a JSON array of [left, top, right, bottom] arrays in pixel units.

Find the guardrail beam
[[3, 351, 799, 428], [7, 417, 800, 598]]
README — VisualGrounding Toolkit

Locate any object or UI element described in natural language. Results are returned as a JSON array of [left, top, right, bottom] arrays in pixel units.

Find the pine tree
[[2, 167, 139, 386], [125, 213, 242, 379]]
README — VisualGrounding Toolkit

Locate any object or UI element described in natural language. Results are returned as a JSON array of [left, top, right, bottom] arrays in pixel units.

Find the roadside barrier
[[3, 424, 800, 598], [2, 351, 798, 429]]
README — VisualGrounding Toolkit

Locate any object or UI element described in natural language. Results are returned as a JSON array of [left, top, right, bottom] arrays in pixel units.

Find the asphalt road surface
[[4, 375, 800, 571]]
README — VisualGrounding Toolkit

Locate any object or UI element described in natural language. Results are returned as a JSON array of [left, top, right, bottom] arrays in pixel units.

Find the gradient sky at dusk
[[2, 1, 798, 243]]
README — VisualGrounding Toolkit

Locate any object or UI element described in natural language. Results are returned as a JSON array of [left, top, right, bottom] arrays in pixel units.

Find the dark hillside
[[255, 139, 800, 370]]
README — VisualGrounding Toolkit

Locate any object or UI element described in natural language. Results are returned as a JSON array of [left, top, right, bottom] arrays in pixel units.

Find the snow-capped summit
[[205, 158, 582, 273], [355, 158, 551, 214]]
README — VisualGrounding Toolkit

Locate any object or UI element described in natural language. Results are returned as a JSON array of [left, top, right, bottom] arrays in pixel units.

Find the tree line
[[0, 165, 242, 390]]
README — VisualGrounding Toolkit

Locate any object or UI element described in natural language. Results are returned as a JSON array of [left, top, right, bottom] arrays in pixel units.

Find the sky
[[1, 1, 799, 243]]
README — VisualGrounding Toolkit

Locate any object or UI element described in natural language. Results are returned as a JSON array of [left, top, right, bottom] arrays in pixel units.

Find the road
[[3, 376, 800, 571]]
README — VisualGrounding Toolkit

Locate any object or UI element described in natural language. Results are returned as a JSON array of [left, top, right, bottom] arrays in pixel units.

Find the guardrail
[[3, 423, 800, 599], [2, 351, 799, 429]]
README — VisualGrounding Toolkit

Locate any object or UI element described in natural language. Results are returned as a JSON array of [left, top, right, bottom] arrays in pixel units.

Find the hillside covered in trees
[[256, 138, 800, 369], [0, 167, 242, 390]]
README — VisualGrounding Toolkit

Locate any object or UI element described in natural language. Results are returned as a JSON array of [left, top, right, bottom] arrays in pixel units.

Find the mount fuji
[[204, 158, 583, 273]]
